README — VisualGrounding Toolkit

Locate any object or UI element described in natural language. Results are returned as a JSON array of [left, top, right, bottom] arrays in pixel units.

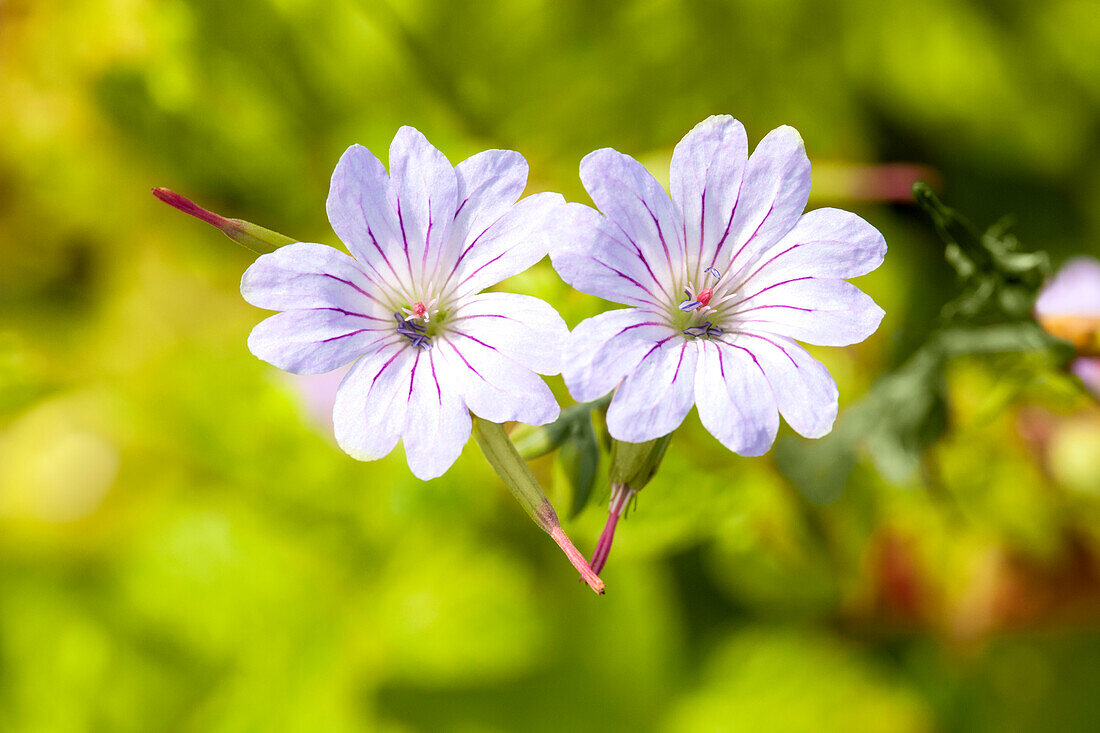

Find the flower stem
[[588, 483, 635, 574], [472, 417, 605, 594]]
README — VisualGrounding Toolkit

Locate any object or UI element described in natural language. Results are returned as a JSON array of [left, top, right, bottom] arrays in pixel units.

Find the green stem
[[473, 417, 605, 594]]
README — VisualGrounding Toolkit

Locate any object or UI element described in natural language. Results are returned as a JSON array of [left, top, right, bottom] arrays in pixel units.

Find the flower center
[[677, 267, 729, 339]]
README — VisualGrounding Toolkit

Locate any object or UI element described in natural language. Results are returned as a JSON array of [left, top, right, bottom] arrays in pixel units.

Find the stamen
[[682, 320, 724, 339], [394, 312, 432, 349]]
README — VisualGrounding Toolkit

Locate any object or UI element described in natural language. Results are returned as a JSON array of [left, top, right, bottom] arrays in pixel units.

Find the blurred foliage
[[2, 0, 1100, 730], [777, 186, 1076, 498]]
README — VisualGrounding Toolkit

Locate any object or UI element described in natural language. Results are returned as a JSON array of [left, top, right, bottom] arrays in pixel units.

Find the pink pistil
[[587, 483, 636, 574], [550, 526, 605, 594], [412, 301, 428, 319]]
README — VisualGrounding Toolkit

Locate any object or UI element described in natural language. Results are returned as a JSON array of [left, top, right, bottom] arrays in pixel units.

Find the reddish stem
[[550, 526, 605, 594], [588, 484, 636, 575]]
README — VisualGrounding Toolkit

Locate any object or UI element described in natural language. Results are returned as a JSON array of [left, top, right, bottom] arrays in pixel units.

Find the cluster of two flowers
[[169, 116, 888, 592]]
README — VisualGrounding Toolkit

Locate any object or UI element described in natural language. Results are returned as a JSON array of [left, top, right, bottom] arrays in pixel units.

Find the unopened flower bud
[[152, 188, 295, 253]]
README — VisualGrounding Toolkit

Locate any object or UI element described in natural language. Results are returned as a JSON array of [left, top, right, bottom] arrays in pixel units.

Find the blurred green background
[[3, 0, 1100, 730]]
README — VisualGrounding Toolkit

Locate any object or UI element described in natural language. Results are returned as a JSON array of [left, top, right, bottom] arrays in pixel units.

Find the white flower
[[241, 127, 568, 479], [550, 115, 886, 454]]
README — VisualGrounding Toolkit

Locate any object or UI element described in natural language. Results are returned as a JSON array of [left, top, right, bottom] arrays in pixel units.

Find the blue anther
[[394, 312, 432, 349]]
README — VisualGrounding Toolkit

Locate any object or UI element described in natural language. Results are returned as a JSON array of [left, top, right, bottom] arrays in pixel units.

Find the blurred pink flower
[[1035, 257, 1100, 399], [281, 365, 351, 437]]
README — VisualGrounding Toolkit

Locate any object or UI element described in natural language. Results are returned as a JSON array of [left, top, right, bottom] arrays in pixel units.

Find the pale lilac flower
[[550, 115, 886, 453], [241, 127, 568, 479], [1035, 256, 1100, 399], [281, 365, 351, 437]]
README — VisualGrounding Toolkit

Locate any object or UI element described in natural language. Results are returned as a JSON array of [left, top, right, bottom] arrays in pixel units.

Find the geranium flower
[[241, 127, 568, 479], [1035, 256, 1100, 399], [550, 115, 886, 454]]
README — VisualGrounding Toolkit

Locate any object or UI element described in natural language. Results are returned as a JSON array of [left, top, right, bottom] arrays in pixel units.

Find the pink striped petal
[[605, 337, 698, 443], [247, 309, 394, 375], [386, 126, 459, 285], [671, 115, 749, 279], [449, 292, 568, 375], [694, 340, 779, 456], [580, 148, 686, 286], [721, 126, 810, 276], [563, 308, 677, 402], [401, 348, 471, 480]]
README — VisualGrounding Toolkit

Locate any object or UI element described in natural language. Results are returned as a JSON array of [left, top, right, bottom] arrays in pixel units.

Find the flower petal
[[247, 309, 394, 375], [450, 292, 568, 375], [733, 332, 838, 438], [548, 202, 670, 307], [694, 339, 779, 456], [563, 308, 678, 402], [241, 242, 386, 312], [452, 149, 528, 249], [401, 348, 472, 480], [670, 115, 749, 279], [605, 337, 698, 443], [733, 278, 885, 346], [745, 208, 887, 287], [386, 126, 459, 286], [332, 340, 416, 462], [443, 191, 565, 300], [1072, 357, 1100, 400], [721, 125, 810, 275], [1036, 257, 1100, 317], [438, 332, 559, 426], [325, 144, 411, 292], [580, 148, 685, 284]]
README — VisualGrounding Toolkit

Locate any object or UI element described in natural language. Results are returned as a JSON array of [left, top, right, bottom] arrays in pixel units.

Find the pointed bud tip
[[152, 187, 230, 230]]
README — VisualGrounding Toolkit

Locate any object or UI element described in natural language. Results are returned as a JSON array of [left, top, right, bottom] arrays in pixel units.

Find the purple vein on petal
[[672, 342, 689, 380], [605, 220, 665, 293], [722, 276, 813, 312], [314, 307, 386, 322], [370, 347, 405, 391], [428, 350, 443, 405], [738, 332, 800, 367], [407, 348, 422, 401], [706, 186, 741, 274], [595, 260, 662, 303], [726, 202, 776, 274], [454, 195, 471, 218], [448, 329, 500, 353], [442, 338, 487, 382], [320, 273, 385, 305], [397, 198, 414, 280]]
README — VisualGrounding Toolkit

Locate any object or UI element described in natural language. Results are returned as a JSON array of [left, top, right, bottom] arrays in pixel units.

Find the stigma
[[679, 267, 723, 312]]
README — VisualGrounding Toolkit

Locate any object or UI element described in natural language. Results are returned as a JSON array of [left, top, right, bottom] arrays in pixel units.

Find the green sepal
[[472, 417, 558, 532], [609, 433, 673, 492]]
